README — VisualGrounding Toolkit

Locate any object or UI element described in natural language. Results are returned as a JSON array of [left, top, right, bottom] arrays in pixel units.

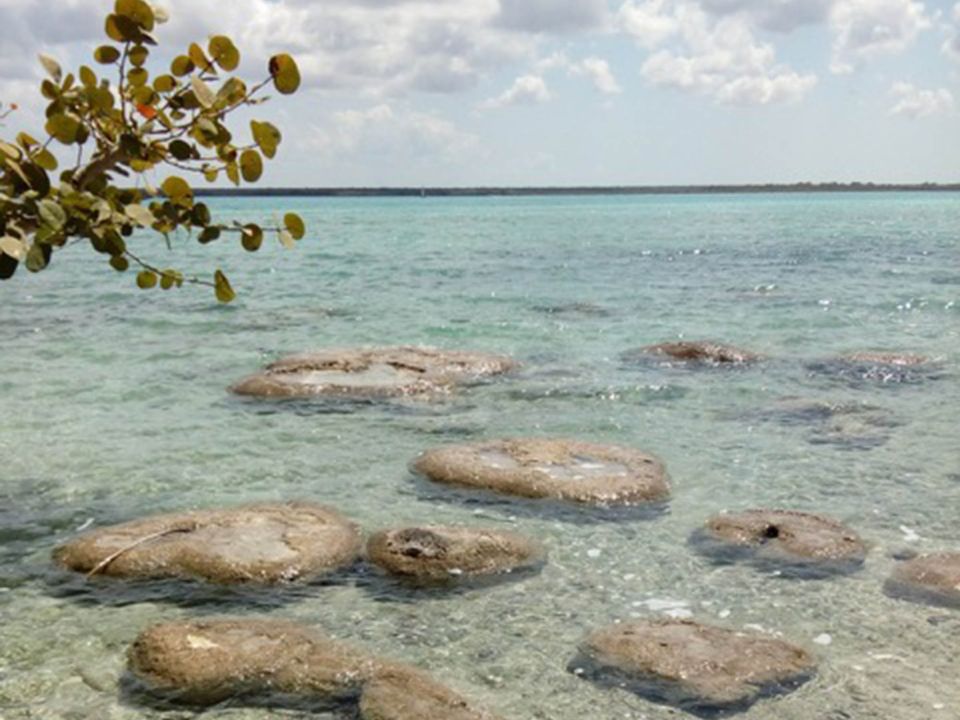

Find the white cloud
[[571, 57, 623, 93], [889, 81, 954, 117], [631, 2, 817, 105], [618, 0, 681, 47], [943, 2, 960, 59], [697, 0, 834, 32], [829, 0, 931, 73], [311, 104, 479, 159], [495, 0, 611, 33], [481, 74, 552, 109]]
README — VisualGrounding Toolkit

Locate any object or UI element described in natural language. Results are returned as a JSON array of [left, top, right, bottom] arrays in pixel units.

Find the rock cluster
[[53, 502, 362, 584], [229, 346, 517, 399], [129, 618, 502, 719], [696, 509, 866, 575], [570, 619, 815, 714], [367, 526, 544, 584], [413, 438, 670, 507]]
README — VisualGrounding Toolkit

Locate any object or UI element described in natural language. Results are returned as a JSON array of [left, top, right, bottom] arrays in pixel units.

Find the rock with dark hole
[[696, 509, 866, 576], [623, 341, 761, 365], [230, 346, 517, 399], [570, 619, 815, 714], [359, 667, 502, 720], [53, 502, 362, 584], [128, 618, 503, 719], [885, 552, 960, 609], [366, 526, 544, 583], [413, 438, 670, 507]]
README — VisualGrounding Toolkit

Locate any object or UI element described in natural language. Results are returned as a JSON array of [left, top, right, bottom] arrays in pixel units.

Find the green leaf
[[94, 45, 121, 64], [170, 55, 194, 76], [136, 269, 157, 289], [0, 252, 18, 280], [109, 255, 129, 272], [268, 54, 300, 94], [214, 269, 235, 303], [208, 36, 240, 72], [241, 223, 262, 251], [153, 74, 176, 93], [161, 175, 192, 203], [283, 212, 305, 240], [45, 114, 81, 144], [115, 0, 155, 30], [198, 226, 221, 244], [79, 65, 97, 88], [33, 149, 58, 171], [38, 199, 67, 230], [25, 243, 50, 273], [188, 42, 210, 71], [251, 120, 281, 159], [38, 53, 63, 82], [127, 67, 149, 87], [105, 13, 143, 43], [128, 44, 149, 67], [239, 149, 262, 182], [159, 269, 179, 289], [168, 139, 194, 161]]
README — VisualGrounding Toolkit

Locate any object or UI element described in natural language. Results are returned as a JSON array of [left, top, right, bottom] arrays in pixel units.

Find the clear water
[[1, 192, 958, 719]]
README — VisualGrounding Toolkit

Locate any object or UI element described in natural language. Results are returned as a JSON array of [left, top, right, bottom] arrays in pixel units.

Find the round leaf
[[283, 212, 305, 240], [241, 223, 263, 252], [170, 55, 194, 76], [239, 149, 262, 183], [161, 176, 192, 202], [128, 44, 149, 67], [115, 0, 155, 30], [208, 36, 239, 72], [136, 269, 157, 289], [109, 255, 130, 272], [251, 120, 281, 159], [94, 45, 121, 64], [268, 54, 300, 94], [214, 269, 235, 303]]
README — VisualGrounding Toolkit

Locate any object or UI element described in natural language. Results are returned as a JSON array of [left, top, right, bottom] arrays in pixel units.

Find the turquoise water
[[1, 192, 958, 719]]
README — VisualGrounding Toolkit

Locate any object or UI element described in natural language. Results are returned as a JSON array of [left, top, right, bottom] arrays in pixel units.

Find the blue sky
[[1, 0, 958, 186]]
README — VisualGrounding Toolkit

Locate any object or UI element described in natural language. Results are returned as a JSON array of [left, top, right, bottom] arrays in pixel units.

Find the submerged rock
[[129, 618, 502, 719], [413, 438, 670, 507], [359, 668, 502, 720], [230, 346, 517, 399], [885, 552, 960, 609], [805, 352, 942, 386], [695, 509, 866, 576], [366, 526, 544, 583], [53, 502, 361, 584], [570, 619, 815, 715], [623, 341, 761, 365]]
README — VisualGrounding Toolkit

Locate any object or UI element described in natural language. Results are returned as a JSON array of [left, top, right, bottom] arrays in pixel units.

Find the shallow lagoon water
[[1, 192, 959, 719]]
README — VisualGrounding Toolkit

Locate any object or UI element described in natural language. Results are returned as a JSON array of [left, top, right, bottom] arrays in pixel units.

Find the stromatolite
[[622, 341, 761, 365], [230, 346, 517, 399], [53, 502, 362, 584], [413, 438, 670, 507], [366, 526, 544, 583], [695, 509, 866, 576], [128, 618, 502, 719], [570, 619, 815, 714], [884, 552, 960, 609]]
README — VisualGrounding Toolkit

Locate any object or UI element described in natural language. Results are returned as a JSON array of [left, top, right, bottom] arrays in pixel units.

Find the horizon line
[[195, 182, 960, 198]]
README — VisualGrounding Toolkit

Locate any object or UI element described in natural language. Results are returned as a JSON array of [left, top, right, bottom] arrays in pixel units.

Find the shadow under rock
[[408, 473, 671, 526], [42, 563, 361, 610]]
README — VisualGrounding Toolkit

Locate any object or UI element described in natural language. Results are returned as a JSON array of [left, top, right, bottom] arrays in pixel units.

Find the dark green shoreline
[[195, 182, 960, 198]]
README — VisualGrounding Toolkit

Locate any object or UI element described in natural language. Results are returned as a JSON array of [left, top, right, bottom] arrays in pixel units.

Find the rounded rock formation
[[230, 346, 517, 399], [623, 341, 761, 365], [366, 526, 544, 583], [413, 438, 670, 508], [128, 618, 502, 719], [359, 668, 502, 720], [696, 509, 866, 576], [570, 619, 815, 714], [53, 502, 362, 584], [884, 552, 960, 609]]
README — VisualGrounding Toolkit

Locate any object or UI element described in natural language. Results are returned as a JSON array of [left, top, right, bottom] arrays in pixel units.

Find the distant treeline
[[195, 183, 960, 198]]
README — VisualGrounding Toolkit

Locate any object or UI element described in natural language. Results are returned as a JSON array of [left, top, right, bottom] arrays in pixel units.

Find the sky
[[0, 0, 958, 186]]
